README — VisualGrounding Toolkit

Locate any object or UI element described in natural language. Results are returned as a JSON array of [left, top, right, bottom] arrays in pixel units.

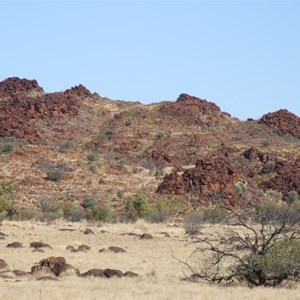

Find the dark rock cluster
[[157, 157, 239, 198], [259, 109, 300, 138]]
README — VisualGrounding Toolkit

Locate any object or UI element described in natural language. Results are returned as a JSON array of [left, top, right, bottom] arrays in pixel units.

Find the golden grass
[[0, 220, 300, 299]]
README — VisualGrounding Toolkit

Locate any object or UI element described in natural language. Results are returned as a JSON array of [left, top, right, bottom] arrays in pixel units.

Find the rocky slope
[[0, 77, 299, 214]]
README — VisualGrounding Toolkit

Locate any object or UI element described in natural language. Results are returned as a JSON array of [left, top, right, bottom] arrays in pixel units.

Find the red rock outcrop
[[159, 93, 224, 125], [259, 159, 300, 199], [243, 147, 269, 163], [259, 109, 300, 138], [0, 77, 44, 99], [157, 157, 239, 198], [0, 77, 91, 142], [144, 150, 181, 170]]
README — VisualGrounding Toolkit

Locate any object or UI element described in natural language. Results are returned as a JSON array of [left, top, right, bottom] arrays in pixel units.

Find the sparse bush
[[125, 119, 132, 127], [266, 189, 283, 201], [234, 184, 246, 195], [262, 140, 270, 148], [180, 202, 300, 287], [86, 204, 116, 222], [104, 128, 115, 137], [58, 141, 73, 153], [46, 170, 64, 182], [288, 191, 300, 204], [87, 152, 98, 162], [82, 196, 97, 209], [0, 180, 14, 214], [38, 196, 61, 214], [126, 193, 152, 221], [265, 161, 276, 173], [140, 159, 155, 172], [62, 202, 86, 222], [147, 195, 185, 223]]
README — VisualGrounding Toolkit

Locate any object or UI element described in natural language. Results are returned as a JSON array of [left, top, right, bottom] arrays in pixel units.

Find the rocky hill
[[0, 77, 299, 218]]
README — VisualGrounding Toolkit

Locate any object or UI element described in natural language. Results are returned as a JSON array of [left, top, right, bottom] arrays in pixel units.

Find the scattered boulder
[[84, 228, 94, 235], [124, 271, 138, 277], [38, 256, 66, 276], [59, 228, 76, 232], [7, 242, 23, 248], [66, 245, 75, 251], [77, 245, 91, 251], [81, 269, 105, 278], [12, 270, 29, 277], [59, 264, 80, 277], [108, 246, 126, 253], [103, 268, 123, 278], [140, 233, 153, 240], [0, 259, 8, 269], [30, 242, 52, 249]]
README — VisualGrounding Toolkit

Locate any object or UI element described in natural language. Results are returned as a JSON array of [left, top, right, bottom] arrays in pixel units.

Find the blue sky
[[1, 1, 299, 120]]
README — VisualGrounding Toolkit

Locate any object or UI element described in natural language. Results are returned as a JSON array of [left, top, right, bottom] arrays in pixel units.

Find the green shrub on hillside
[[126, 193, 152, 221]]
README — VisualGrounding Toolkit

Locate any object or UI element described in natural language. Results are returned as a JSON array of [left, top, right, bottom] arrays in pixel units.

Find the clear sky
[[1, 1, 299, 120]]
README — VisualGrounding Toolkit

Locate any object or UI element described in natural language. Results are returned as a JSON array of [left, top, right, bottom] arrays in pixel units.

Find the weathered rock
[[77, 245, 91, 251], [103, 268, 123, 278], [140, 233, 153, 240], [7, 242, 23, 248], [0, 78, 83, 142], [81, 269, 105, 278], [30, 242, 52, 249], [157, 157, 239, 198], [0, 259, 8, 269], [12, 270, 29, 277], [0, 77, 44, 99], [59, 264, 80, 276], [243, 147, 269, 163], [108, 246, 126, 253], [259, 109, 300, 138], [38, 256, 66, 276], [124, 271, 138, 277], [259, 159, 300, 199], [84, 228, 94, 235], [66, 245, 75, 251], [159, 93, 224, 126]]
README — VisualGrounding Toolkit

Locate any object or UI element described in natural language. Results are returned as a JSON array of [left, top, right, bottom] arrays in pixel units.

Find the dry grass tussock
[[0, 220, 299, 299]]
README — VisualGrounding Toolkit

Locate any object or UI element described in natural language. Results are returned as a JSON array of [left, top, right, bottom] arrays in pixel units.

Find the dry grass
[[0, 220, 300, 299]]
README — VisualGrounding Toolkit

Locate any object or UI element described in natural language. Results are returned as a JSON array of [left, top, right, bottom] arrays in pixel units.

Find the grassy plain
[[0, 220, 299, 300]]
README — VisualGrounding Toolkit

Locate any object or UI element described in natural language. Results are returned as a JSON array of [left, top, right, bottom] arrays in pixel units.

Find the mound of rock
[[0, 91, 83, 143], [0, 77, 44, 99], [143, 150, 181, 170], [243, 147, 269, 163], [157, 157, 239, 198], [259, 159, 300, 199], [64, 84, 93, 99], [159, 93, 226, 125], [259, 109, 300, 138]]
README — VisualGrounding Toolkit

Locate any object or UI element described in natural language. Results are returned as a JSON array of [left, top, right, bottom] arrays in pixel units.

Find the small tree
[[178, 201, 300, 287]]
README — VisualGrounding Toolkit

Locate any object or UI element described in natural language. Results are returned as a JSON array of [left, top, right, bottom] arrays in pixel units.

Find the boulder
[[81, 269, 105, 278], [108, 246, 126, 253], [0, 259, 8, 269], [7, 242, 23, 248], [30, 242, 52, 249]]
